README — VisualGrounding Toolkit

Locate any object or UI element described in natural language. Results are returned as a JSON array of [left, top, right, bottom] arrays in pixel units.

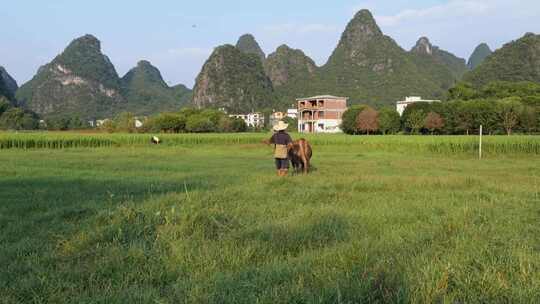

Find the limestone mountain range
[[4, 9, 539, 118]]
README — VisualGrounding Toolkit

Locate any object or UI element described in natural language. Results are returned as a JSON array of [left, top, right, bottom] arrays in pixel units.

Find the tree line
[[0, 97, 39, 130], [98, 108, 250, 133], [341, 81, 540, 135], [1, 81, 539, 135]]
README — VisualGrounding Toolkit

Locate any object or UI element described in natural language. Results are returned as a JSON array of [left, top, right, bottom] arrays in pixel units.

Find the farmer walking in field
[[268, 121, 293, 177]]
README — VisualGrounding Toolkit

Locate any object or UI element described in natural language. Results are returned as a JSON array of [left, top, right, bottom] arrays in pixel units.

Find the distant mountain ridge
[[236, 34, 266, 61], [467, 43, 492, 70], [10, 10, 539, 118], [264, 45, 318, 106], [16, 35, 191, 119], [316, 9, 445, 106], [464, 33, 540, 87], [410, 37, 469, 79], [121, 60, 191, 115], [192, 9, 474, 110], [0, 67, 18, 103], [192, 44, 274, 113], [16, 34, 125, 119]]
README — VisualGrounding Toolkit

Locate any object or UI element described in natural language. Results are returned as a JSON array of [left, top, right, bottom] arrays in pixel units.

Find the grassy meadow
[[0, 132, 539, 303]]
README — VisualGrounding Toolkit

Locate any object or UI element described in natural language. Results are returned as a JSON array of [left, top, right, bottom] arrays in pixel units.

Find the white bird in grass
[[151, 136, 161, 144]]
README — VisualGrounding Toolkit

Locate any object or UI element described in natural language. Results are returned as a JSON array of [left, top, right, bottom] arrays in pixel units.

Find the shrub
[[405, 110, 426, 134], [424, 112, 444, 134], [356, 107, 379, 135], [497, 97, 523, 135], [230, 117, 248, 132], [186, 115, 215, 133], [151, 112, 186, 133], [378, 107, 401, 135], [341, 105, 369, 134], [114, 112, 137, 133], [0, 107, 39, 130]]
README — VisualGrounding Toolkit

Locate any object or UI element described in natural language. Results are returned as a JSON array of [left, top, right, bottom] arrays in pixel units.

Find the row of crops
[[1, 132, 539, 154]]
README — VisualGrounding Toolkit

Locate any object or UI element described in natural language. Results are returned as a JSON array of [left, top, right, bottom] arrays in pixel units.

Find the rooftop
[[296, 95, 348, 101], [396, 96, 441, 104]]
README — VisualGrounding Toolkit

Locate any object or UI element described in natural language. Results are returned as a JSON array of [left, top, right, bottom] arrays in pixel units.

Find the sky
[[1, 0, 539, 88]]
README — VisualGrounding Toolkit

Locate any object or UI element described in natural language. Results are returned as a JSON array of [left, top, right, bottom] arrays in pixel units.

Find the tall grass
[[0, 132, 539, 155]]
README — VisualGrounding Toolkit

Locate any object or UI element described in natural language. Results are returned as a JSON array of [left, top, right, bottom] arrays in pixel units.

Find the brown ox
[[287, 139, 312, 174]]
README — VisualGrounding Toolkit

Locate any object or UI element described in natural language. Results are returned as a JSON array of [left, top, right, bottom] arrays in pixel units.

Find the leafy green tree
[[114, 112, 137, 133], [454, 101, 475, 135], [448, 82, 478, 100], [520, 106, 538, 134], [341, 105, 368, 134], [405, 110, 426, 134], [402, 102, 432, 133], [45, 116, 71, 130], [0, 97, 11, 117], [378, 107, 401, 134], [497, 97, 523, 135], [217, 116, 233, 133], [179, 107, 201, 117], [0, 108, 39, 130], [469, 100, 498, 135], [69, 116, 90, 130], [230, 117, 248, 132], [186, 115, 215, 133], [151, 112, 186, 133], [100, 120, 115, 133], [200, 109, 226, 127]]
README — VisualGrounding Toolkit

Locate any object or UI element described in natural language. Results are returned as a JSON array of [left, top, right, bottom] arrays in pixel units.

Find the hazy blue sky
[[1, 0, 539, 88]]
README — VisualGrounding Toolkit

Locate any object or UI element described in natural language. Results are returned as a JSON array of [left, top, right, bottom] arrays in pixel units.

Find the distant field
[[1, 133, 539, 303], [1, 132, 539, 155]]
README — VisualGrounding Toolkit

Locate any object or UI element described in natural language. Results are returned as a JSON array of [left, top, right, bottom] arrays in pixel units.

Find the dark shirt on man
[[270, 131, 293, 146]]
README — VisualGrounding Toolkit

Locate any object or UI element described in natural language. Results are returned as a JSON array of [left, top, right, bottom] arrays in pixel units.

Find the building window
[[319, 111, 325, 119]]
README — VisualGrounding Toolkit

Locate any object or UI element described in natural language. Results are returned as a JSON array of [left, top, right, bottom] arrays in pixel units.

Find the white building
[[396, 96, 441, 116], [286, 108, 298, 119], [269, 111, 286, 128], [229, 113, 265, 128], [96, 119, 110, 127]]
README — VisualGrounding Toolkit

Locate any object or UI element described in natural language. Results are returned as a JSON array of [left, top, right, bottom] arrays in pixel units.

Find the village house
[[271, 111, 285, 120], [96, 119, 110, 127], [396, 96, 441, 116], [134, 119, 144, 128], [297, 95, 348, 133], [269, 111, 284, 128], [229, 112, 265, 128], [286, 108, 298, 119]]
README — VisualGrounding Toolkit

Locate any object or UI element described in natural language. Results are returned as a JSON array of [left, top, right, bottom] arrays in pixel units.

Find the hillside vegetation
[[464, 33, 540, 87], [15, 35, 191, 120], [192, 45, 275, 113], [193, 10, 471, 110], [467, 43, 493, 70]]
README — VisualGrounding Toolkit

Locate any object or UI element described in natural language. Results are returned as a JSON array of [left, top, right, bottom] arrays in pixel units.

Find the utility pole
[[479, 125, 483, 160]]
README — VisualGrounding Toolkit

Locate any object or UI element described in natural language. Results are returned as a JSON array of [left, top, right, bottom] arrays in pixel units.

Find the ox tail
[[298, 139, 310, 173]]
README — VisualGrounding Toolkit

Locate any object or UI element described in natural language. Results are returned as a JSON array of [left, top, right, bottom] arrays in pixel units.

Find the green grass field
[[1, 133, 539, 303]]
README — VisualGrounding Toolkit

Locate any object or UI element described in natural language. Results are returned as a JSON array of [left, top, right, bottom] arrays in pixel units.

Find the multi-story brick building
[[297, 95, 348, 133]]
